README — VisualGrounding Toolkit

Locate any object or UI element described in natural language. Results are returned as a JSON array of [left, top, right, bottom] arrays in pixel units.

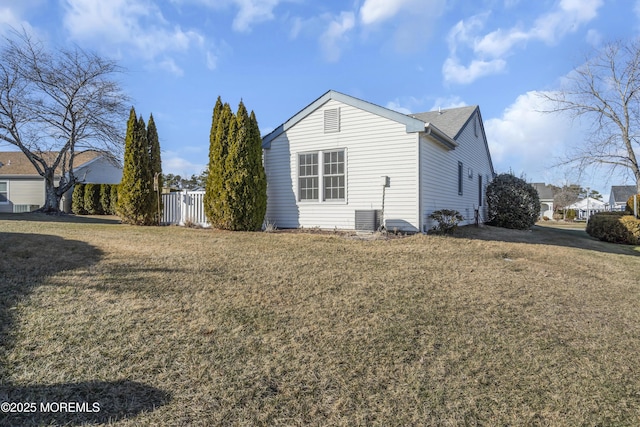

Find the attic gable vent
[[324, 108, 340, 133]]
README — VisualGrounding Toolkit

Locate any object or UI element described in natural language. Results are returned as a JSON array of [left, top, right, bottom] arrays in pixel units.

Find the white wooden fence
[[162, 191, 210, 227]]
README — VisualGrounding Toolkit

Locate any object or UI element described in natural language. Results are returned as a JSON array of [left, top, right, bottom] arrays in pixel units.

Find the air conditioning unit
[[355, 210, 382, 231], [13, 204, 40, 213]]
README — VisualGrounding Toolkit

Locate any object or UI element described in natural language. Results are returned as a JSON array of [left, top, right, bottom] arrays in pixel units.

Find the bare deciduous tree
[[0, 29, 129, 212], [541, 39, 640, 193]]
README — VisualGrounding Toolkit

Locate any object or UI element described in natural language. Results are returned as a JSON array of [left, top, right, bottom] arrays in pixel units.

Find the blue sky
[[0, 0, 637, 195]]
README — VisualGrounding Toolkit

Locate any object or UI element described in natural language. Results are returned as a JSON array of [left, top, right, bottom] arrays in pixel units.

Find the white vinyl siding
[[264, 99, 419, 231], [421, 111, 493, 228]]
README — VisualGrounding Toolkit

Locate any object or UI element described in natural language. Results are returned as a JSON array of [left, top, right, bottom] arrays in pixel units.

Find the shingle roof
[[610, 185, 637, 204], [531, 183, 555, 200], [409, 106, 479, 140], [0, 151, 102, 176]]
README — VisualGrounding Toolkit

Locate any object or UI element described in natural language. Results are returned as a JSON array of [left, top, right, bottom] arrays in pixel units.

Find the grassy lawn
[[1, 213, 640, 426]]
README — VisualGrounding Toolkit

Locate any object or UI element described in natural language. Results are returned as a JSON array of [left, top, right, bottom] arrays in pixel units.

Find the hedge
[[627, 194, 640, 217], [586, 211, 640, 245], [72, 183, 118, 215]]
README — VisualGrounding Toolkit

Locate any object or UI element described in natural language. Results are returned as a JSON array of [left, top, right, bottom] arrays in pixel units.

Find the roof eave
[[425, 123, 458, 150], [262, 90, 426, 149]]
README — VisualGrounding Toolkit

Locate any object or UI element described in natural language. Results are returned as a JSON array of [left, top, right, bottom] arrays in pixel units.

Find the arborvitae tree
[[248, 110, 267, 229], [109, 184, 118, 215], [84, 183, 102, 214], [147, 114, 163, 224], [72, 183, 86, 215], [224, 102, 267, 230], [204, 97, 267, 231], [205, 99, 233, 228], [117, 108, 155, 225], [100, 184, 111, 214]]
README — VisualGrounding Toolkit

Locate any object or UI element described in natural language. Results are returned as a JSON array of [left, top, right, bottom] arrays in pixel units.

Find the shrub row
[[586, 211, 640, 245], [72, 183, 118, 215], [627, 194, 640, 216]]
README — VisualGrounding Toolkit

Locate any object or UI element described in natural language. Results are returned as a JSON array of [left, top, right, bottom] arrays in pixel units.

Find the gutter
[[424, 123, 457, 150]]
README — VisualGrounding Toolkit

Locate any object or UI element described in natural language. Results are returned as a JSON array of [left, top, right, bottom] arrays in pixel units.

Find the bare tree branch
[[540, 39, 640, 193], [0, 28, 129, 212]]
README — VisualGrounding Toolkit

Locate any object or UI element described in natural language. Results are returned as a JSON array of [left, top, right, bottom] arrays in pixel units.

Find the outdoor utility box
[[380, 176, 390, 187], [355, 210, 382, 231]]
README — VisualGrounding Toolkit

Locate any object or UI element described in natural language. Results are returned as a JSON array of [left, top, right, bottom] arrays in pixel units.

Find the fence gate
[[161, 191, 210, 227]]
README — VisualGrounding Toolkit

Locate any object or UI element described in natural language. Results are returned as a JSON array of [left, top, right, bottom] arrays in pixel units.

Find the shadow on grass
[[0, 232, 170, 425], [0, 212, 121, 225], [453, 223, 640, 256]]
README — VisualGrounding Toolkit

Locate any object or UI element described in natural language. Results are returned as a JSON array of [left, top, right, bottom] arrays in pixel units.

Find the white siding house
[[0, 151, 122, 213], [262, 90, 495, 232]]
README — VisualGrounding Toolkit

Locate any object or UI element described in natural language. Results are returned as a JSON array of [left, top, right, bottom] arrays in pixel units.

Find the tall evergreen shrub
[[84, 183, 102, 214], [100, 184, 112, 214], [148, 114, 163, 224], [72, 183, 86, 215], [204, 98, 267, 231]]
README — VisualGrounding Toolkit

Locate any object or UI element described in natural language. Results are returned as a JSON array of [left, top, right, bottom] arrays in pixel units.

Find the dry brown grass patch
[[1, 214, 640, 425]]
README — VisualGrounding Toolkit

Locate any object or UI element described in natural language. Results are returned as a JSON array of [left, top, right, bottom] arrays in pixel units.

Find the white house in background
[[609, 185, 636, 211], [566, 196, 607, 220], [0, 151, 122, 213], [531, 183, 555, 219], [261, 90, 495, 232]]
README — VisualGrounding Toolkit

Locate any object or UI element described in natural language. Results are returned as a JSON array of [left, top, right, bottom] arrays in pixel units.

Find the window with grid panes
[[323, 150, 345, 200], [298, 153, 318, 200]]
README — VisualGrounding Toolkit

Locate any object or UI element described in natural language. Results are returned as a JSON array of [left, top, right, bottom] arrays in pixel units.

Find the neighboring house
[[261, 90, 495, 232], [566, 197, 607, 220], [0, 150, 122, 213], [531, 183, 555, 219], [609, 185, 636, 211]]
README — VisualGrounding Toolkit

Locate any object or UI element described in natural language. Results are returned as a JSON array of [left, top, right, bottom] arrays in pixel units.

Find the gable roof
[[0, 151, 104, 177], [531, 183, 555, 200], [610, 185, 637, 204], [409, 106, 479, 141], [262, 90, 458, 150]]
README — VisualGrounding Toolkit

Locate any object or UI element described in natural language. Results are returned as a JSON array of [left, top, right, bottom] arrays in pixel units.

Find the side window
[[458, 162, 463, 196], [298, 153, 318, 201], [323, 150, 345, 201], [0, 181, 8, 203]]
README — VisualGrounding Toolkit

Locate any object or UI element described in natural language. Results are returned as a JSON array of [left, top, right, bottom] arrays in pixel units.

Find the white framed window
[[298, 153, 318, 201], [0, 181, 8, 203], [323, 150, 345, 201], [298, 149, 346, 202]]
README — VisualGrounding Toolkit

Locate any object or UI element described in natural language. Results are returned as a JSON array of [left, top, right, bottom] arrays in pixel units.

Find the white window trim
[[0, 180, 8, 204], [297, 149, 347, 204]]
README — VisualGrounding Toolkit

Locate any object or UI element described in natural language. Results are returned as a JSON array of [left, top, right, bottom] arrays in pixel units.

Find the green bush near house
[[100, 184, 112, 215], [486, 173, 540, 230], [429, 209, 464, 235], [626, 194, 640, 217], [71, 183, 86, 215], [586, 211, 640, 245], [84, 183, 102, 215]]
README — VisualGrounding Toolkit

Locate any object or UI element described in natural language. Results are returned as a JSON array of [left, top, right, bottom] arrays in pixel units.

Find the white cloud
[[360, 0, 415, 25], [443, 56, 506, 85], [430, 96, 467, 110], [385, 100, 412, 114], [443, 0, 604, 84], [62, 0, 206, 70], [319, 11, 355, 62], [163, 151, 207, 176], [484, 91, 578, 180], [158, 57, 184, 76], [231, 0, 280, 32]]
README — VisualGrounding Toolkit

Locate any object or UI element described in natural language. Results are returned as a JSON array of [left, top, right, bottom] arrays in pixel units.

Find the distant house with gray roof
[[609, 185, 637, 211], [531, 183, 555, 219], [261, 90, 495, 232]]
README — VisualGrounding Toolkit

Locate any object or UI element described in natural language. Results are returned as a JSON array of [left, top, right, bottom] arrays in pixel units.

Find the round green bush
[[486, 173, 540, 230], [586, 211, 640, 245]]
